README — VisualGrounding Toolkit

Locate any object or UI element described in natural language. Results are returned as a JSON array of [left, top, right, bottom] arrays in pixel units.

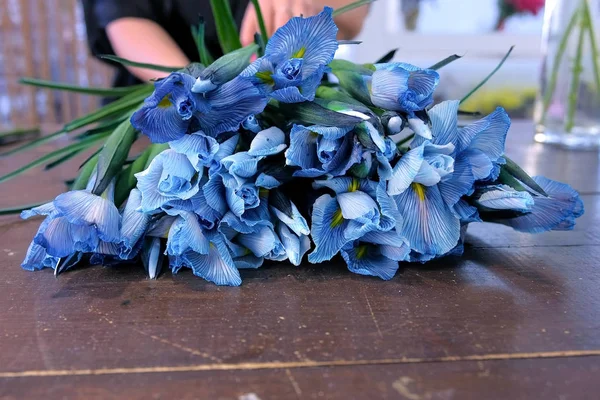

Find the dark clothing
[[82, 0, 249, 88]]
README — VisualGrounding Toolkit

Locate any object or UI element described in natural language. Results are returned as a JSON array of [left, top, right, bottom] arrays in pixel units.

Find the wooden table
[[1, 122, 599, 399]]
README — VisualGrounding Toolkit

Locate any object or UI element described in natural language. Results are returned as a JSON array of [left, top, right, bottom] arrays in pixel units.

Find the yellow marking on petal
[[293, 47, 306, 58], [309, 131, 319, 138], [259, 188, 269, 198], [355, 245, 368, 260], [348, 178, 360, 193], [412, 183, 426, 202], [330, 208, 344, 228], [158, 96, 172, 108], [255, 70, 274, 85], [209, 243, 216, 249]]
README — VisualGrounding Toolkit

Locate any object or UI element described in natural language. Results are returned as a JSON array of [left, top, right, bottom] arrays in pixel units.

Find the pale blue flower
[[370, 63, 439, 114], [135, 149, 201, 213], [242, 7, 338, 102], [118, 189, 151, 259]]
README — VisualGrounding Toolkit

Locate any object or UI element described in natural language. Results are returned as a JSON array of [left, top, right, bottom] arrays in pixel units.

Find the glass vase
[[534, 0, 600, 149]]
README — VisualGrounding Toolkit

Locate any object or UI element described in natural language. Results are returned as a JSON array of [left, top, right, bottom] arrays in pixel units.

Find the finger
[[240, 4, 258, 46]]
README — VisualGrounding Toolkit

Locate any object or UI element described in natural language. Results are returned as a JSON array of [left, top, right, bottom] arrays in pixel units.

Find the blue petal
[[248, 127, 287, 157], [266, 7, 338, 77], [166, 212, 210, 256], [407, 117, 433, 140], [371, 64, 439, 113], [337, 191, 380, 222], [219, 212, 256, 235], [453, 199, 481, 223], [169, 131, 219, 169], [476, 185, 534, 213], [277, 223, 310, 266], [34, 216, 80, 258], [493, 176, 584, 233], [131, 73, 198, 143], [135, 150, 200, 213], [255, 173, 281, 189], [233, 255, 264, 269], [286, 125, 321, 171], [438, 156, 475, 207], [270, 201, 310, 236], [310, 124, 354, 140], [312, 177, 378, 196], [201, 76, 268, 137], [21, 242, 59, 271], [395, 183, 460, 257], [387, 145, 425, 195], [340, 242, 400, 280], [236, 225, 279, 257], [242, 115, 261, 133], [307, 194, 349, 263], [53, 190, 121, 242], [146, 215, 177, 238], [119, 189, 151, 259], [270, 86, 310, 103], [221, 152, 262, 180], [425, 100, 460, 149], [183, 233, 242, 286], [21, 202, 56, 219], [203, 174, 229, 215], [459, 107, 510, 160], [360, 230, 410, 261]]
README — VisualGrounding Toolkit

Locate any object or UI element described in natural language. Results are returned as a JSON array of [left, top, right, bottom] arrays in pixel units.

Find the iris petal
[[183, 233, 242, 286], [119, 189, 151, 259], [53, 190, 120, 242], [248, 127, 287, 157], [341, 243, 400, 280], [396, 184, 460, 257], [307, 194, 349, 263], [169, 131, 219, 169], [387, 145, 425, 195]]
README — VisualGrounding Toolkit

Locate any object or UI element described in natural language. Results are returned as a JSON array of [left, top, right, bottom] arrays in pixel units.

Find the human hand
[[240, 0, 319, 46]]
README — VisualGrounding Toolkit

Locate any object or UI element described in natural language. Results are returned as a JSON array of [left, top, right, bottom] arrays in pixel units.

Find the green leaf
[[99, 55, 183, 72], [202, 44, 259, 85], [503, 157, 548, 196], [332, 70, 373, 106], [0, 133, 109, 185], [209, 0, 242, 54], [332, 0, 374, 17], [1, 87, 149, 158], [19, 77, 149, 97], [71, 154, 99, 191], [278, 101, 364, 127], [428, 54, 462, 70], [74, 117, 128, 140], [375, 48, 397, 64], [249, 0, 269, 46], [0, 127, 40, 139], [0, 201, 52, 216], [92, 120, 138, 195], [192, 17, 215, 65], [329, 59, 374, 75], [315, 86, 366, 107], [497, 167, 527, 192], [114, 146, 152, 206], [44, 148, 85, 170], [460, 46, 514, 104], [64, 88, 150, 132]]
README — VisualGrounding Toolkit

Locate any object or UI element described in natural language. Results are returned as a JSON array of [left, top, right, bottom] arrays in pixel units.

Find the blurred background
[[0, 0, 544, 131]]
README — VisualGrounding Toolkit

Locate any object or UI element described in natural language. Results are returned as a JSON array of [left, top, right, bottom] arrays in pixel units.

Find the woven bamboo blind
[[0, 0, 114, 129]]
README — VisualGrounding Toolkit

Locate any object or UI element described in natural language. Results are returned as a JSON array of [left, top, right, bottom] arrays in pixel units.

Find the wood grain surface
[[0, 122, 598, 399]]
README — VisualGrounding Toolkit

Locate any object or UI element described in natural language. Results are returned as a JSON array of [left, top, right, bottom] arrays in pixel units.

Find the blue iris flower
[[285, 124, 362, 178], [483, 177, 584, 232], [341, 229, 410, 280], [370, 63, 439, 114], [412, 100, 511, 207], [21, 184, 121, 265], [118, 189, 151, 259], [132, 73, 267, 142], [135, 149, 202, 214], [169, 130, 219, 170], [308, 178, 398, 263], [242, 7, 338, 103], [474, 185, 535, 213], [269, 194, 311, 266], [386, 142, 461, 258]]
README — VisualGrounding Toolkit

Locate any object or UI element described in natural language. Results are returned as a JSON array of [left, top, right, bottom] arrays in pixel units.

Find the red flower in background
[[506, 0, 545, 15]]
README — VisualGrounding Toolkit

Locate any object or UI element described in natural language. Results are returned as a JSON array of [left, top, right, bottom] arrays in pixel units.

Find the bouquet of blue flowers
[[3, 1, 583, 286]]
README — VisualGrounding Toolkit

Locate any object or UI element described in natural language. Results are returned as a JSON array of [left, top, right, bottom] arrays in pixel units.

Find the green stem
[[249, 0, 268, 45], [565, 7, 587, 133], [540, 6, 581, 123], [582, 0, 600, 94]]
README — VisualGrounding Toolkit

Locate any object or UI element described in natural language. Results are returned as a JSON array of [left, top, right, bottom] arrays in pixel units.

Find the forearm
[[106, 18, 190, 82]]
